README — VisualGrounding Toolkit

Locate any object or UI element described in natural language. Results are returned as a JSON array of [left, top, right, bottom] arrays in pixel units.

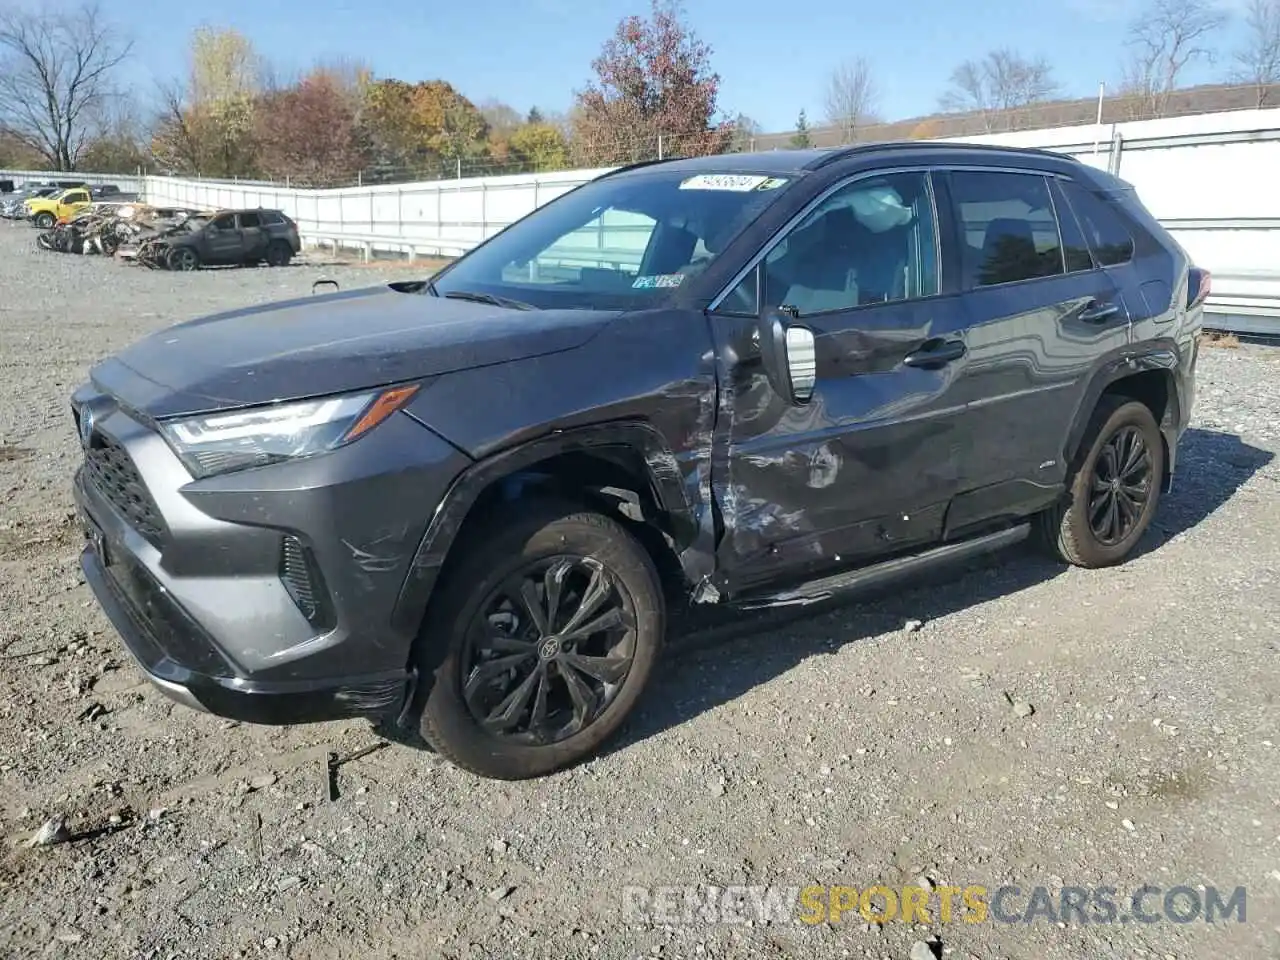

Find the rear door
[[237, 211, 267, 260], [934, 167, 1131, 532], [708, 167, 975, 592]]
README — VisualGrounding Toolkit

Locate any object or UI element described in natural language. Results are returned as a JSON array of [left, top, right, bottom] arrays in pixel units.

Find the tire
[[265, 240, 292, 267], [33, 212, 54, 229], [167, 246, 200, 271], [1036, 396, 1164, 568], [415, 499, 665, 780]]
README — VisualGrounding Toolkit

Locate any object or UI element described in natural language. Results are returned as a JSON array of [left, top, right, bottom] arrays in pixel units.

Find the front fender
[[389, 421, 699, 638]]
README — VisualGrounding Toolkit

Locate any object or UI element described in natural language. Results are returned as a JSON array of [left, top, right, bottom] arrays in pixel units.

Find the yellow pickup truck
[[25, 186, 91, 229]]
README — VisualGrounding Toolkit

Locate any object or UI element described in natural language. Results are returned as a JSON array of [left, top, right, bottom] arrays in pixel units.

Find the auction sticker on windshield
[[679, 174, 788, 191]]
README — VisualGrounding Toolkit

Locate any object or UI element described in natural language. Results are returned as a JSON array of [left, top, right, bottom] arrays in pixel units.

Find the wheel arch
[[1063, 348, 1181, 492], [391, 421, 701, 642]]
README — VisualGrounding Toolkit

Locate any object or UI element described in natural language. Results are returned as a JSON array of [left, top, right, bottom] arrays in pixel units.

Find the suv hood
[[91, 284, 619, 418]]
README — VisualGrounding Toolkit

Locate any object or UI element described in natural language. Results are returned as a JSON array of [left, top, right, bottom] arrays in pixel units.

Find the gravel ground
[[1, 221, 1279, 960]]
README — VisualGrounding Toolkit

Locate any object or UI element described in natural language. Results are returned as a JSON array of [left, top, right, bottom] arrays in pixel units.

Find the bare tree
[[0, 2, 131, 170], [823, 57, 880, 143], [1232, 0, 1280, 107], [939, 49, 1059, 132], [1122, 0, 1228, 118]]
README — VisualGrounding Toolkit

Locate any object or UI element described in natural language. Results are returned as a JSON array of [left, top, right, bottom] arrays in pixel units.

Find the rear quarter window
[[1059, 181, 1135, 266]]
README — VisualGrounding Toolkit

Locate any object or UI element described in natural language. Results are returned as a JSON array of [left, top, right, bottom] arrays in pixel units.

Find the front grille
[[84, 431, 167, 546]]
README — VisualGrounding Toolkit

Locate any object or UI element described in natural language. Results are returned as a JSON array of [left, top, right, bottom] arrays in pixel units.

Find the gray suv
[[71, 143, 1206, 779]]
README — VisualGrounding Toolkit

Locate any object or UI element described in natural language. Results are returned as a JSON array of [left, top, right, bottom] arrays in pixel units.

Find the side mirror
[[755, 310, 817, 405]]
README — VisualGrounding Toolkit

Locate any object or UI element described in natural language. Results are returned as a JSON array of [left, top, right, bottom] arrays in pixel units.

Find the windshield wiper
[[442, 289, 537, 311]]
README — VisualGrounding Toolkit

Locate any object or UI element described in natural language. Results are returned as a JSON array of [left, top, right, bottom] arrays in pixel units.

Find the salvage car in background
[[140, 208, 301, 270], [0, 186, 57, 219], [25, 186, 92, 228]]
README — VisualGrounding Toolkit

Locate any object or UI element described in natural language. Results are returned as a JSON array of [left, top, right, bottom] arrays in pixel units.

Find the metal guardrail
[[1202, 271, 1280, 336]]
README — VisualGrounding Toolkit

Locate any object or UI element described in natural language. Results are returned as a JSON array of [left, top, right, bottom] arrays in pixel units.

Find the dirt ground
[[1, 222, 1279, 960]]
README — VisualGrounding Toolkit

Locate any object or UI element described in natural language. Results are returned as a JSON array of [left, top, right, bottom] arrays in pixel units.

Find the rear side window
[[239, 212, 261, 228], [947, 170, 1065, 288], [259, 210, 284, 225], [1059, 181, 1135, 267]]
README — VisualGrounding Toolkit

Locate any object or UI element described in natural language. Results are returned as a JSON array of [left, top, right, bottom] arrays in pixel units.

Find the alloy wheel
[[1088, 424, 1152, 546], [461, 555, 636, 745]]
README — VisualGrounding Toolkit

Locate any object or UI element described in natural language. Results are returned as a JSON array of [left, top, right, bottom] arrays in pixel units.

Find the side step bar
[[732, 523, 1032, 610]]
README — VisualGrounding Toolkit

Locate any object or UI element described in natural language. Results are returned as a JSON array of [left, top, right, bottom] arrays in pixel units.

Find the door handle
[[1078, 300, 1121, 323], [903, 338, 966, 368]]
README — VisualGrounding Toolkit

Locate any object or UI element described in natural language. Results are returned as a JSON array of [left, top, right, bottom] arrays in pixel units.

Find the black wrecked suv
[[71, 143, 1206, 780]]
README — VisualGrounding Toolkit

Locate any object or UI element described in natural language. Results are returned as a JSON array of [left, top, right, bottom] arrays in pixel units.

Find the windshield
[[432, 169, 796, 310]]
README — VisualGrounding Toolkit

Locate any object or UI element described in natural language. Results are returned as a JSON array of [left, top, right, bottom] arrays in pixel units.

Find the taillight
[[1188, 267, 1211, 308]]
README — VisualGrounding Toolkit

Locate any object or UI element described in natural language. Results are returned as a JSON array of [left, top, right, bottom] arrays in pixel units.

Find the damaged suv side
[[72, 144, 1205, 780]]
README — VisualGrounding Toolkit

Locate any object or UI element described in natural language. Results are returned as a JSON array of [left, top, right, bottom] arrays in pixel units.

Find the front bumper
[[71, 382, 471, 725]]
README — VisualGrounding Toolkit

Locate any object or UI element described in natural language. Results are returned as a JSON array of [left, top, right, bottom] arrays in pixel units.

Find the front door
[[707, 168, 975, 594], [204, 213, 243, 263]]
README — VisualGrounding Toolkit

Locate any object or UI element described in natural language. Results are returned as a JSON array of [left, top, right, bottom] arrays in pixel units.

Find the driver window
[[722, 171, 938, 317], [211, 215, 237, 232]]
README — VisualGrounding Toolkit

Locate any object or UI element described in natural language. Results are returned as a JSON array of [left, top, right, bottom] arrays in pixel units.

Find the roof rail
[[804, 140, 1079, 170]]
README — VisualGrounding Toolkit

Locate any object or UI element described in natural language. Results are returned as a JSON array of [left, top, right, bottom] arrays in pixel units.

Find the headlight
[[160, 383, 420, 478]]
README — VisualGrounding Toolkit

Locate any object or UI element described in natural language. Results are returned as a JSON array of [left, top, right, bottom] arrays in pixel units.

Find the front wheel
[[1037, 397, 1164, 568], [416, 501, 665, 780], [33, 212, 55, 229], [167, 246, 200, 271]]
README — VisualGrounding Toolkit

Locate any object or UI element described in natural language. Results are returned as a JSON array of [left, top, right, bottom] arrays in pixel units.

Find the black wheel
[[265, 240, 292, 266], [168, 246, 200, 271], [33, 212, 54, 229], [415, 500, 665, 780], [1037, 396, 1164, 568]]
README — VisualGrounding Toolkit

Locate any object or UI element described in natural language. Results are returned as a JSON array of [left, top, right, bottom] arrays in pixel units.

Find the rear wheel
[[265, 240, 293, 267], [1036, 396, 1164, 568], [167, 246, 200, 271], [415, 500, 665, 780]]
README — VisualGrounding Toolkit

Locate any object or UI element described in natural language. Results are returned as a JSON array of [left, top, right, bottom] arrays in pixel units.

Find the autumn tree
[[151, 26, 264, 177], [789, 109, 812, 148], [1232, 0, 1280, 107], [478, 98, 523, 163], [0, 2, 132, 170], [1122, 0, 1228, 118], [823, 57, 880, 143], [255, 69, 368, 185], [570, 0, 732, 166], [79, 99, 148, 172], [362, 79, 488, 177], [509, 122, 570, 171], [939, 49, 1059, 131]]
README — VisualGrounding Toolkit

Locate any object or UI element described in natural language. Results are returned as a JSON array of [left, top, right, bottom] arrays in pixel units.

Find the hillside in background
[[748, 81, 1280, 151]]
